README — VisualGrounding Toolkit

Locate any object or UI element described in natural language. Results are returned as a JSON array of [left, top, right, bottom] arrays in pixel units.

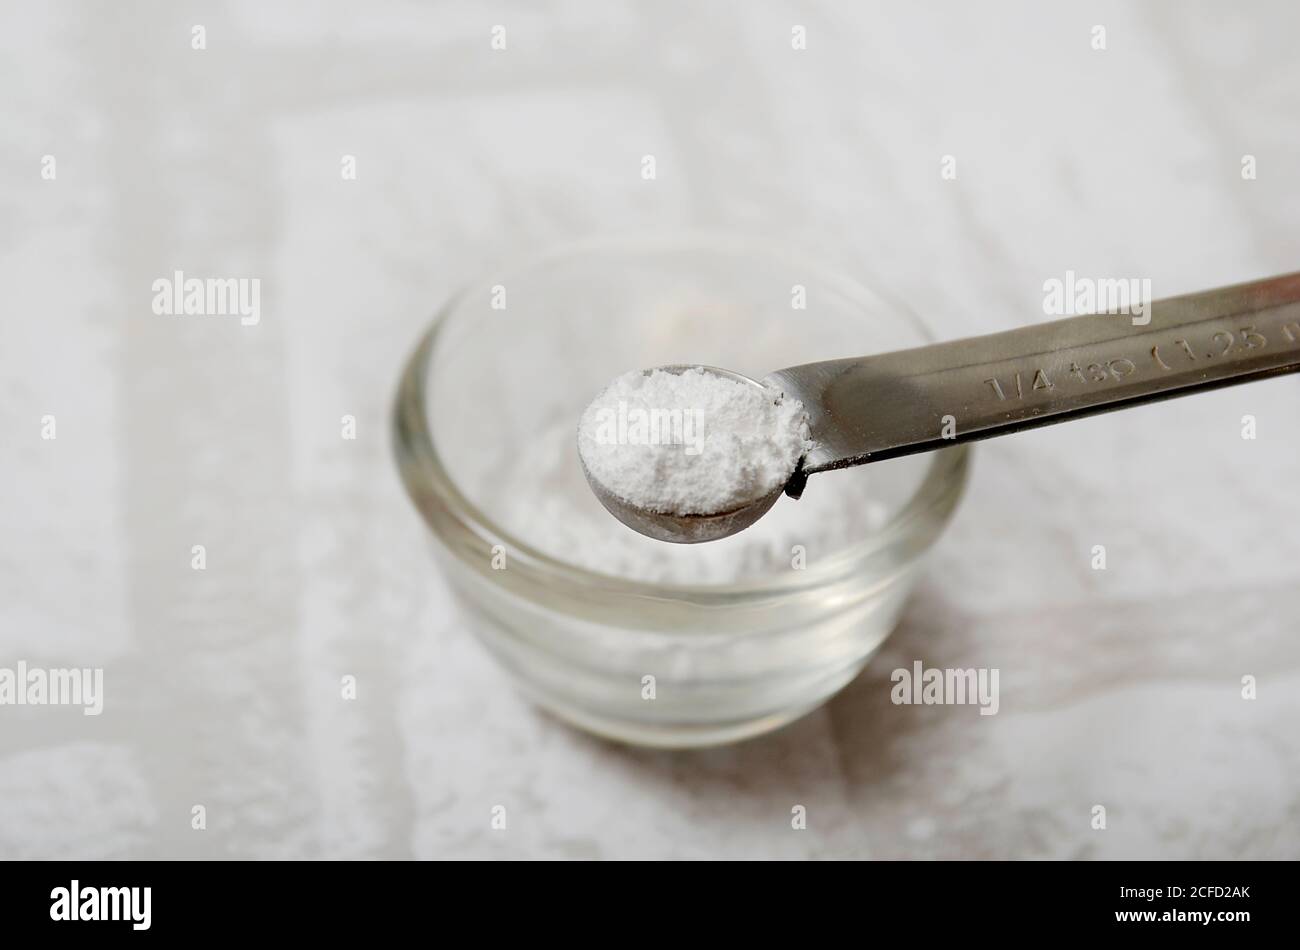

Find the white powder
[[576, 367, 811, 515]]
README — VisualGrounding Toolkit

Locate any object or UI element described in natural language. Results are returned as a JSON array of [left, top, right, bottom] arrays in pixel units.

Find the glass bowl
[[393, 233, 969, 747]]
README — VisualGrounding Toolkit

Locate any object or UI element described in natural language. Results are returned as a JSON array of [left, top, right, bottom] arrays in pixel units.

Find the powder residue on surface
[[576, 367, 811, 515]]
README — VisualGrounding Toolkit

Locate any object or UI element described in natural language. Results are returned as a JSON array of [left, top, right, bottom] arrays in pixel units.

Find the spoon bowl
[[577, 364, 792, 544]]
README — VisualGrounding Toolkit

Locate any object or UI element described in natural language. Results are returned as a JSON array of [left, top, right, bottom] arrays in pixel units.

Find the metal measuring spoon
[[582, 272, 1300, 544]]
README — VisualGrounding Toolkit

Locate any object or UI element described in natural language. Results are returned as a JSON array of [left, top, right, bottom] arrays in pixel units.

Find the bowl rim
[[392, 231, 970, 605]]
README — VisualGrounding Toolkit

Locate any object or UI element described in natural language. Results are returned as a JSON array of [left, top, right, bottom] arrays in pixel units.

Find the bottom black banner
[[0, 859, 1284, 937]]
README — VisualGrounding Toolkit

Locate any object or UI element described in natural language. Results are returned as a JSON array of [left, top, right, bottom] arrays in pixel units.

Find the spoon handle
[[765, 272, 1300, 474]]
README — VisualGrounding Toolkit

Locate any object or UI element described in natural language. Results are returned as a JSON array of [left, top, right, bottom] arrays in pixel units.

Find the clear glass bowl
[[393, 234, 969, 747]]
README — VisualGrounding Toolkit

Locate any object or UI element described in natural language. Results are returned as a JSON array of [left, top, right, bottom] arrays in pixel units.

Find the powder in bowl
[[576, 366, 811, 516]]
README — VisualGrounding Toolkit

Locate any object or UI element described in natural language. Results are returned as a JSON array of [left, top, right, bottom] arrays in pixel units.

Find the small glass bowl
[[393, 234, 969, 747]]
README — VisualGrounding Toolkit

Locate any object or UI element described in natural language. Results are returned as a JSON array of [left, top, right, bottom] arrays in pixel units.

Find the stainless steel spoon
[[582, 272, 1300, 543]]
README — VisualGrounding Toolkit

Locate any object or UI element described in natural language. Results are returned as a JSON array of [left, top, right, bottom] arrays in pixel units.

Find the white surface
[[1, 0, 1298, 859]]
